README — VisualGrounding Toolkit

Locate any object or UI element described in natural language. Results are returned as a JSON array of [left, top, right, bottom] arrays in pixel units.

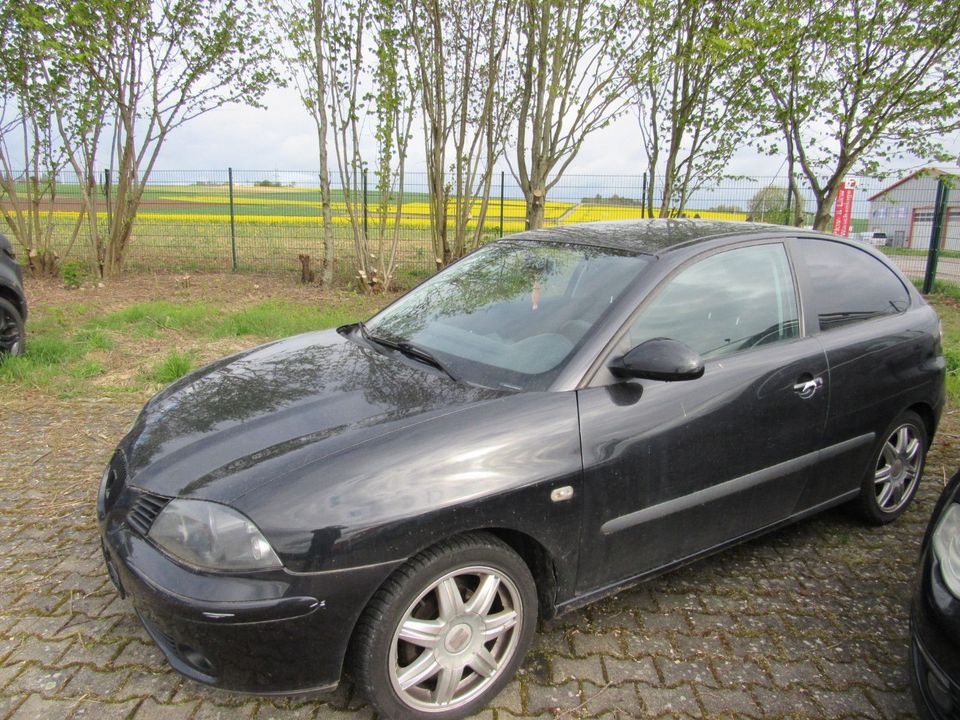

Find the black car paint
[[99, 221, 945, 695], [576, 333, 833, 590], [911, 470, 960, 719]]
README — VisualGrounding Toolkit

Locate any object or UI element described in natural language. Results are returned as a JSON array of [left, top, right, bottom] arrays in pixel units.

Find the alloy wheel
[[874, 424, 922, 514], [388, 565, 523, 713]]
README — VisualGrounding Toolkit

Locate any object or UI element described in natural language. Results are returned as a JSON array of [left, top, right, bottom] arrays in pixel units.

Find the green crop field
[[3, 180, 753, 277]]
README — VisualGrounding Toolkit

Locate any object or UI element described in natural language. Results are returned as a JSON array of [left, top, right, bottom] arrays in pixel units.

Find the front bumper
[[100, 488, 400, 694]]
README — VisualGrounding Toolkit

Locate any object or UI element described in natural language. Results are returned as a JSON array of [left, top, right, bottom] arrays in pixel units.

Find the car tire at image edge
[[855, 409, 928, 525], [0, 296, 25, 357], [351, 532, 538, 720]]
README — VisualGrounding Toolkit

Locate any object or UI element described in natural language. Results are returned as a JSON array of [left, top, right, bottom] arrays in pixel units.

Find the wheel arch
[[482, 527, 560, 620], [343, 527, 554, 717], [907, 401, 937, 443], [346, 526, 562, 667]]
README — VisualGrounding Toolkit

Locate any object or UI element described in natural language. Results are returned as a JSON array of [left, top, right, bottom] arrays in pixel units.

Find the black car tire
[[0, 297, 25, 357], [855, 410, 927, 525], [352, 532, 538, 720]]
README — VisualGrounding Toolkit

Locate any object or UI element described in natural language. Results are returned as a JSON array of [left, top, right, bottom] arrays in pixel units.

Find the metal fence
[[1, 168, 956, 288]]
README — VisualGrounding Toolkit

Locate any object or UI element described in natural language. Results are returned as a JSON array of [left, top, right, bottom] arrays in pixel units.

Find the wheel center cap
[[444, 623, 473, 653], [892, 459, 904, 477]]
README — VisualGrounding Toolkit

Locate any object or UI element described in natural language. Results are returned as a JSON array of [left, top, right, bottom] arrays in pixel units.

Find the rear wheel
[[352, 533, 537, 720], [0, 297, 24, 357], [855, 410, 927, 525]]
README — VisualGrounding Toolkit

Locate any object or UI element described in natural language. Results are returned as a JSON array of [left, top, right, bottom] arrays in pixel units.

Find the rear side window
[[795, 239, 909, 331]]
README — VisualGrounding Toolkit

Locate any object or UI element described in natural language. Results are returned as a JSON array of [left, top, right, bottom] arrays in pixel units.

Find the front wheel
[[352, 533, 537, 720], [855, 410, 927, 525]]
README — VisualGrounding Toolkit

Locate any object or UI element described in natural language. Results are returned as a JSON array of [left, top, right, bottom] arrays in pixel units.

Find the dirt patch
[[23, 272, 397, 317]]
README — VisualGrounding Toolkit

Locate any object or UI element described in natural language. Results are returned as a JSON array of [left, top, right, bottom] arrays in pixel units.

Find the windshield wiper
[[358, 323, 459, 382], [396, 341, 459, 382]]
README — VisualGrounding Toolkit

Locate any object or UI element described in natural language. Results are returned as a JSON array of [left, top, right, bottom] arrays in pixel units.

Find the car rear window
[[795, 239, 909, 331]]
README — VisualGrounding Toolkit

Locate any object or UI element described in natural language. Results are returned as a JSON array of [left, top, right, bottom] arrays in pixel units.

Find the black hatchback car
[[0, 233, 27, 356], [98, 220, 944, 719]]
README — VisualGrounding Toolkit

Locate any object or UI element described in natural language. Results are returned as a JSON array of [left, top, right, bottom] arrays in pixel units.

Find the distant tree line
[[1, 0, 959, 284]]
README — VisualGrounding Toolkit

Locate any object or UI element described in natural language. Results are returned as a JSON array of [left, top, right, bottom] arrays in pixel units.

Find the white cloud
[[136, 84, 960, 188]]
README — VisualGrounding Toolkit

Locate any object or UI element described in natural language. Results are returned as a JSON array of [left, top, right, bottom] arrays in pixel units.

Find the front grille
[[127, 492, 170, 536]]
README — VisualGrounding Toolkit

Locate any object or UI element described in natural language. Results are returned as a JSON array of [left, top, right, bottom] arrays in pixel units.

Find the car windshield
[[363, 240, 651, 390]]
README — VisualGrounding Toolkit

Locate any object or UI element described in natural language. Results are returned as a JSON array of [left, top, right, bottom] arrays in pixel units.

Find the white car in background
[[857, 231, 889, 247]]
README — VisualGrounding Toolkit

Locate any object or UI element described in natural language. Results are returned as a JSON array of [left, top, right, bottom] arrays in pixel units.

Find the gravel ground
[[1, 275, 955, 719]]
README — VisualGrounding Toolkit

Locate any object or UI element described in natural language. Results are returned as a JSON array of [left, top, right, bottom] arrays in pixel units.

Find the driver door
[[575, 242, 828, 592]]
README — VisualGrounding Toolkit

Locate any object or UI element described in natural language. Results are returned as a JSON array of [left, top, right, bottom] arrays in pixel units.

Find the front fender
[[235, 391, 584, 599]]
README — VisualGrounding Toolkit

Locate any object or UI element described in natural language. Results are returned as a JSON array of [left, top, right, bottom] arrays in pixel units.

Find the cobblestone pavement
[[3, 396, 955, 720]]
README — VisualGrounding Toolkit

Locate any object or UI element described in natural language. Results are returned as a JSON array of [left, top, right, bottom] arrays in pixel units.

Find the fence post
[[499, 171, 505, 238], [362, 169, 369, 239], [641, 174, 647, 219], [228, 167, 238, 271], [103, 169, 112, 232], [922, 178, 950, 294], [783, 184, 792, 226]]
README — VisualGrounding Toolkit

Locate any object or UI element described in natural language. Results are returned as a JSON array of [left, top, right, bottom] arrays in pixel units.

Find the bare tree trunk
[[813, 184, 839, 231], [515, 0, 637, 233], [525, 186, 546, 229], [312, 0, 335, 287]]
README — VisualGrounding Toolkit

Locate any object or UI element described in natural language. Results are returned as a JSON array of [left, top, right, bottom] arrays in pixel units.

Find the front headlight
[[932, 503, 960, 598], [148, 499, 282, 572]]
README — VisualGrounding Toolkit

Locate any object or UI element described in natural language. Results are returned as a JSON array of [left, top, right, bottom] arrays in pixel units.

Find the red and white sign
[[832, 178, 858, 237]]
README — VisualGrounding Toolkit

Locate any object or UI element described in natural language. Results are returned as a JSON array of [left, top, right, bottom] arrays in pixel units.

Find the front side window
[[365, 240, 651, 390], [794, 239, 909, 331], [627, 243, 799, 360]]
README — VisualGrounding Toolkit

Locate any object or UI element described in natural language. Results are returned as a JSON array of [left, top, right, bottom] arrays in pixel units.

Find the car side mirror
[[609, 338, 705, 382]]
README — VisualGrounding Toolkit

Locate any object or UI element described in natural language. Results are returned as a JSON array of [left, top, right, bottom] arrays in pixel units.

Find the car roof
[[506, 219, 793, 255]]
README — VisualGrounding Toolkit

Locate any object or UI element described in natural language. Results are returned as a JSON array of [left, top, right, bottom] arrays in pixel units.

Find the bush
[[60, 261, 86, 289]]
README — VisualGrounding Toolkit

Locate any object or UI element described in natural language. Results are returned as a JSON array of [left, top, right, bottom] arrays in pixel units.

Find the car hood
[[124, 328, 503, 499]]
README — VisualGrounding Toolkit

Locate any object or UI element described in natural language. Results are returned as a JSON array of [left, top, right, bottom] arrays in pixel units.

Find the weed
[[151, 351, 194, 385], [60, 261, 86, 289], [80, 330, 114, 351], [69, 360, 106, 379]]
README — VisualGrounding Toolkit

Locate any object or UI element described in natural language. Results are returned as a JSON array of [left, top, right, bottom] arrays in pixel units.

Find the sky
[[152, 84, 960, 186]]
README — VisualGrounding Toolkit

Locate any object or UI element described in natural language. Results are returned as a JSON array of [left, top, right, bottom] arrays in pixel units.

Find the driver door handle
[[793, 376, 823, 399]]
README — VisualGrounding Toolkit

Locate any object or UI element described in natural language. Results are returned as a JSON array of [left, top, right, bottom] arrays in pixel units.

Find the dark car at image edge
[[0, 233, 27, 357], [98, 220, 945, 719], [911, 469, 960, 719]]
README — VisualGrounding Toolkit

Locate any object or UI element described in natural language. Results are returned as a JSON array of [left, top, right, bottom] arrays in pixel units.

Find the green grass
[[210, 300, 361, 338], [0, 294, 379, 398], [0, 332, 107, 395], [928, 290, 960, 403], [150, 351, 194, 384], [93, 301, 218, 336], [926, 280, 960, 301], [884, 247, 960, 260]]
